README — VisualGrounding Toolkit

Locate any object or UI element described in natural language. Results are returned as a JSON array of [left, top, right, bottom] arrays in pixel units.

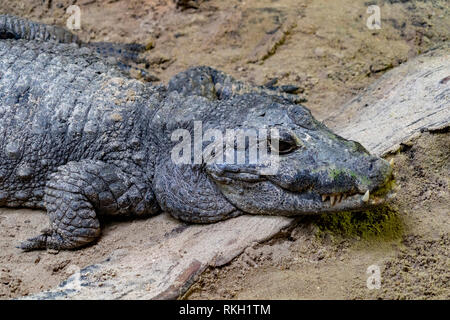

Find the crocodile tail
[[0, 14, 79, 44], [0, 15, 159, 82]]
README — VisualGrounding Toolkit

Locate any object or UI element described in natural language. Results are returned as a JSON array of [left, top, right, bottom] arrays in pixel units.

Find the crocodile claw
[[18, 234, 49, 251]]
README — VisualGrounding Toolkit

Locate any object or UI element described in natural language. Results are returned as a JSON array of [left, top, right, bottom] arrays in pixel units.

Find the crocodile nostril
[[367, 158, 390, 179]]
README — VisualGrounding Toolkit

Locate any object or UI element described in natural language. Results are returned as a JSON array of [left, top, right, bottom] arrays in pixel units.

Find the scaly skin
[[0, 14, 158, 82], [0, 40, 162, 250], [0, 37, 392, 251], [0, 14, 79, 43]]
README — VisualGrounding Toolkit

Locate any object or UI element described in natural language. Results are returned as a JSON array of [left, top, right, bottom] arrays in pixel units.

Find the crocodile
[[0, 24, 392, 251]]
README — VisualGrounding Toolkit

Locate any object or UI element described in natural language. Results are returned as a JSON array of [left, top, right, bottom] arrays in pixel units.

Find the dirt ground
[[0, 0, 448, 299]]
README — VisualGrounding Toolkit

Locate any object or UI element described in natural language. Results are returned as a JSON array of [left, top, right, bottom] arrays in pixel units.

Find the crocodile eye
[[268, 133, 299, 155]]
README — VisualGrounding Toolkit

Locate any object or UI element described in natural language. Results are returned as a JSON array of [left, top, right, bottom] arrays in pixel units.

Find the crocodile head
[[204, 94, 393, 215], [153, 92, 393, 221]]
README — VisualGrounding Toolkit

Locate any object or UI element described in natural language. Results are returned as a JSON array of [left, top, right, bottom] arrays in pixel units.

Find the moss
[[328, 168, 371, 186], [314, 205, 403, 241], [328, 168, 344, 179], [372, 177, 396, 197]]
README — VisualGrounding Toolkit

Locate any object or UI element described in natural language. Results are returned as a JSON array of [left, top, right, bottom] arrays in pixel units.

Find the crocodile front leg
[[19, 160, 159, 251]]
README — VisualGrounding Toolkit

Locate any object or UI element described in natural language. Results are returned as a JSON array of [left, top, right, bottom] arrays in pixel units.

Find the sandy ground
[[0, 0, 449, 299]]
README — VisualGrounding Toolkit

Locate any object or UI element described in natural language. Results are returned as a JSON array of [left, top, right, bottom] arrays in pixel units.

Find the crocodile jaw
[[214, 178, 391, 216]]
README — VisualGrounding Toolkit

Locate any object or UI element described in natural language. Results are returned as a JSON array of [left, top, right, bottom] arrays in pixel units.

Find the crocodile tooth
[[321, 195, 327, 202], [336, 194, 342, 203], [362, 190, 370, 202], [389, 158, 394, 167], [330, 195, 336, 206]]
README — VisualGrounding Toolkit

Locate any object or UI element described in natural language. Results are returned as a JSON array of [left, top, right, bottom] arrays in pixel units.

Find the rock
[[314, 47, 326, 57]]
